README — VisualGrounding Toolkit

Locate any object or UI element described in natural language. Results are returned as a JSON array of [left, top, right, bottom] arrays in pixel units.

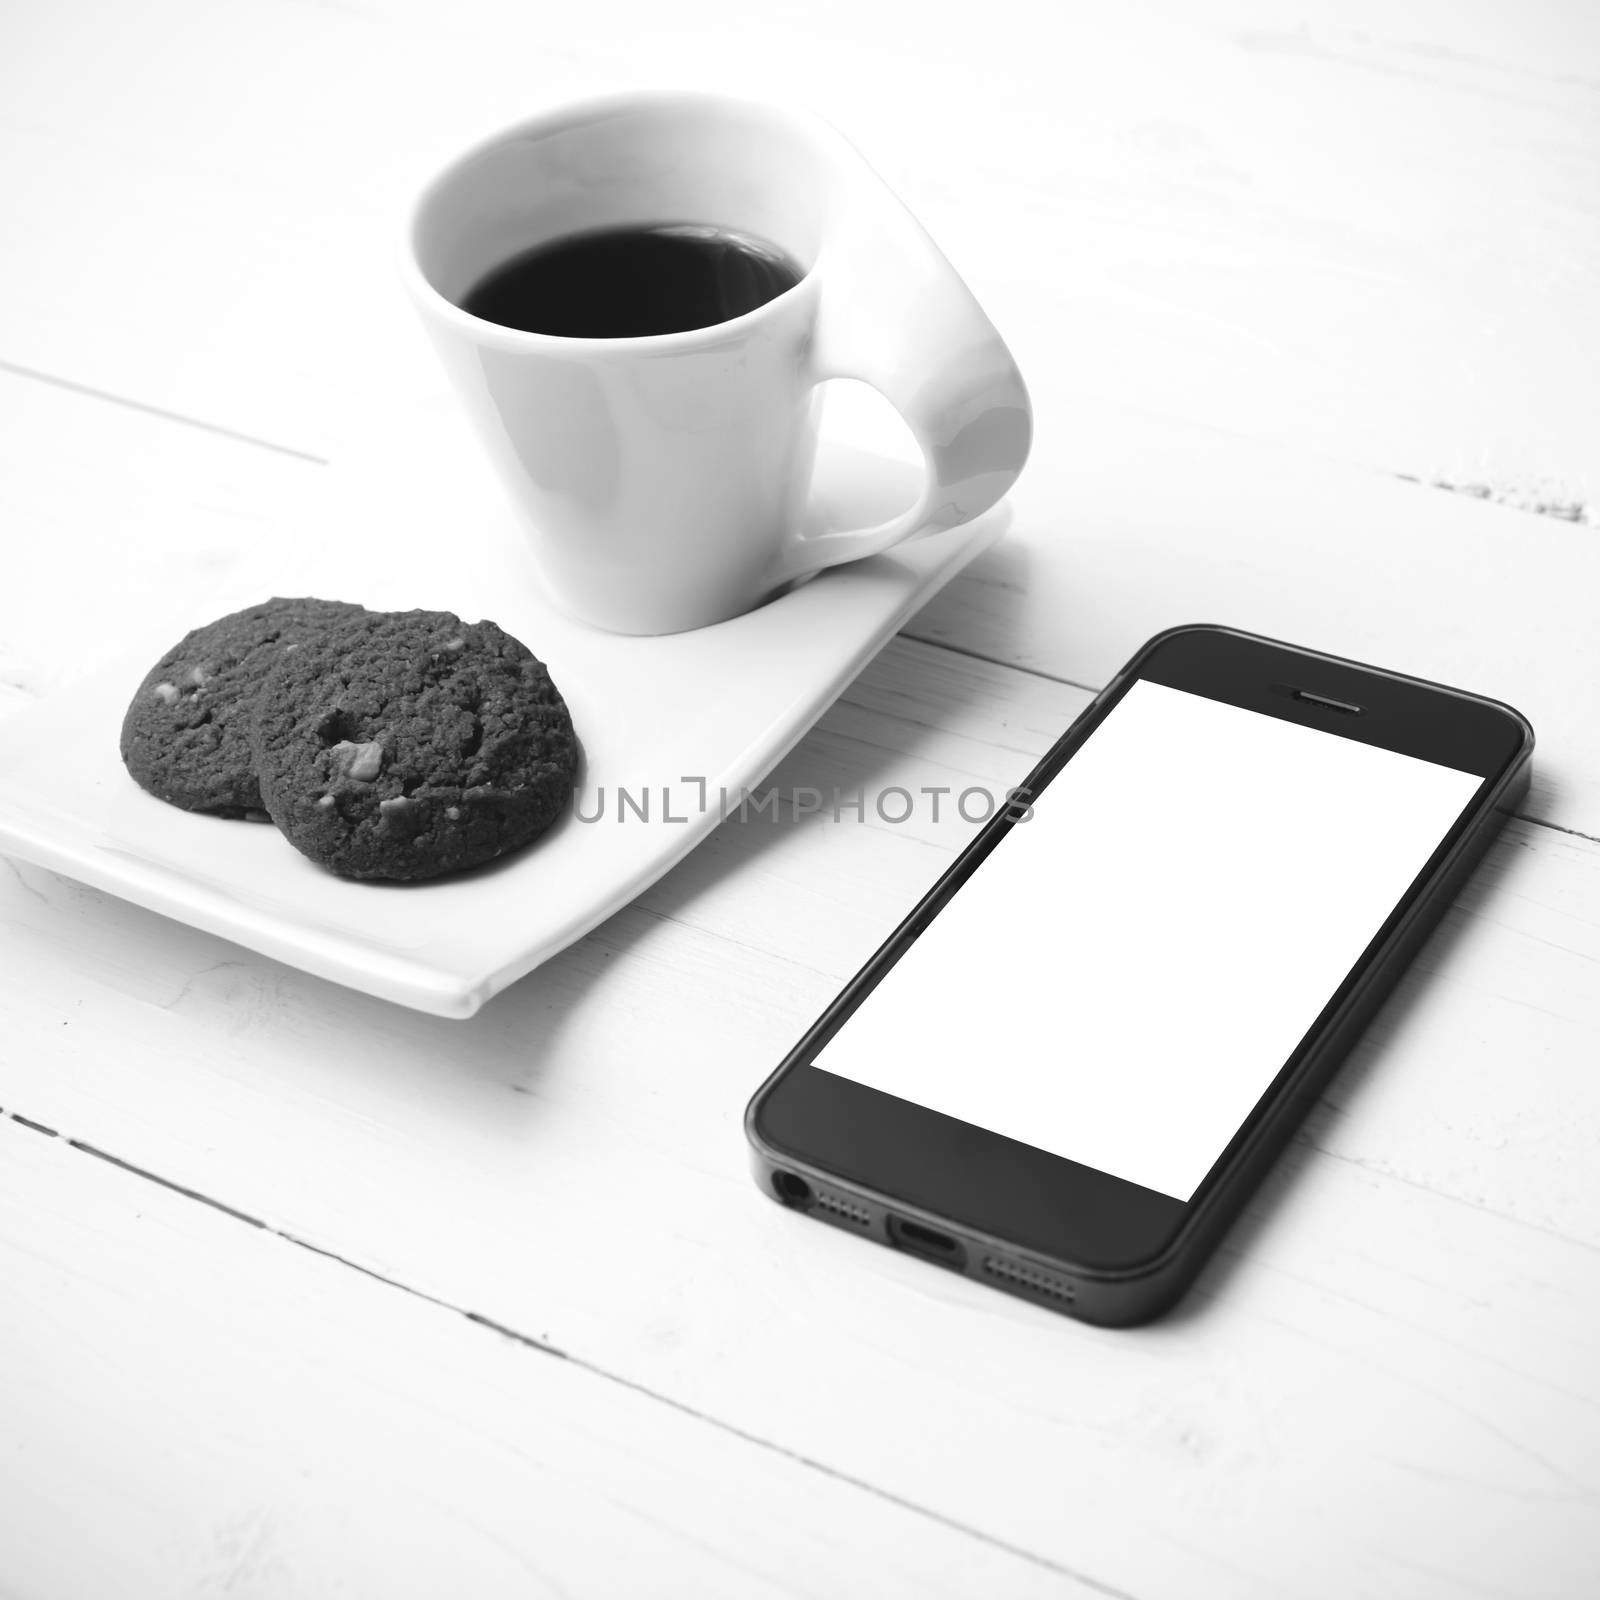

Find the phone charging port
[[888, 1215, 967, 1271]]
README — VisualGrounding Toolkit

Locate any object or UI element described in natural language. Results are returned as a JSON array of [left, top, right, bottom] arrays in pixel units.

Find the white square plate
[[0, 399, 1004, 1016]]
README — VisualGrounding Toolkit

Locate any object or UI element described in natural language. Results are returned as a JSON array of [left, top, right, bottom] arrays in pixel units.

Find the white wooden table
[[3, 3, 1598, 1595]]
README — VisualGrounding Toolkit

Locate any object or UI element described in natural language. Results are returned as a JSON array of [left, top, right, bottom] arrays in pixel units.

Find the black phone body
[[745, 625, 1533, 1326]]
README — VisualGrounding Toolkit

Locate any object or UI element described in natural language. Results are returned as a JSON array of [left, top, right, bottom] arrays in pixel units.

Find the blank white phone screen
[[812, 679, 1483, 1201]]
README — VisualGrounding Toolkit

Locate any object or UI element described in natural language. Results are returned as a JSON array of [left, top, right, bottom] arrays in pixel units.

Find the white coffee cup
[[403, 90, 1031, 635]]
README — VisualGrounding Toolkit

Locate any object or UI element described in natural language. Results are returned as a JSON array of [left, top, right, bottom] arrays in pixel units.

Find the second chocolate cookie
[[251, 609, 577, 881]]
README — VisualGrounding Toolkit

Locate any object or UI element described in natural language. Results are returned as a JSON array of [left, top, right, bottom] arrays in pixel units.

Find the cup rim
[[400, 88, 834, 354]]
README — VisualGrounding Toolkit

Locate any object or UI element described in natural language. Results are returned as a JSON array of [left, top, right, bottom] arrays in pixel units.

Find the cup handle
[[779, 186, 1032, 582]]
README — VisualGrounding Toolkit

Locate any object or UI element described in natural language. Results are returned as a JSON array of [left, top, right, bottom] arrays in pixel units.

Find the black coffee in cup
[[460, 223, 804, 339]]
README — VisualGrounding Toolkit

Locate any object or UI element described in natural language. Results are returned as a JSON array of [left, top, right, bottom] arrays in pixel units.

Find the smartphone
[[745, 624, 1533, 1326]]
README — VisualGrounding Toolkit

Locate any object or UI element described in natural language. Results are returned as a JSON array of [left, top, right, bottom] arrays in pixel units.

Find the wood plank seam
[[1396, 473, 1592, 528], [0, 356, 330, 466], [1290, 1127, 1600, 1260], [0, 1108, 1133, 1597], [1519, 817, 1600, 847]]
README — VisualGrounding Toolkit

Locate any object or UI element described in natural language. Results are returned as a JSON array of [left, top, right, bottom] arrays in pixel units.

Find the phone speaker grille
[[981, 1255, 1076, 1304], [814, 1188, 872, 1228]]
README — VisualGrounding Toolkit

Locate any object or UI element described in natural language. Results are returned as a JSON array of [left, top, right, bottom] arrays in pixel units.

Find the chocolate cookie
[[250, 609, 576, 881], [120, 596, 366, 816]]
